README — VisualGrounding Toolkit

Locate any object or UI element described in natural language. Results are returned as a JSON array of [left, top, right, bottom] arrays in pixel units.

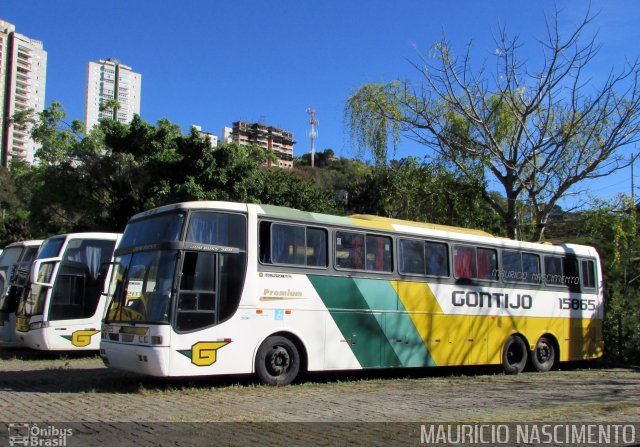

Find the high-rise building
[[84, 58, 141, 133], [0, 19, 47, 167], [230, 121, 294, 169]]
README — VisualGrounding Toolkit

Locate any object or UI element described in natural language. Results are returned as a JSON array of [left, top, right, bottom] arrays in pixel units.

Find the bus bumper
[[101, 342, 170, 377], [17, 328, 48, 350]]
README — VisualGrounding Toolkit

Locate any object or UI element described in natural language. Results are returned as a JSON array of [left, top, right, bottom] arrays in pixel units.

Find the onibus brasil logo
[[8, 423, 73, 446]]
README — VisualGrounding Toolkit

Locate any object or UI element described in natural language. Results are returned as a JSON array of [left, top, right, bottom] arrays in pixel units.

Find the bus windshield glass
[[0, 247, 23, 267], [37, 237, 65, 259], [105, 250, 177, 323], [119, 212, 185, 250]]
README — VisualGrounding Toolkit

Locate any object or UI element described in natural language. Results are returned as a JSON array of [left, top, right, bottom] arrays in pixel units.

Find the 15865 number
[[558, 298, 596, 311]]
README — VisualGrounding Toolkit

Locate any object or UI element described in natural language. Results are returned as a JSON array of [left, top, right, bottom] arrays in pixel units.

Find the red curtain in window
[[376, 238, 384, 271], [455, 247, 475, 279], [354, 237, 363, 269], [477, 249, 492, 279]]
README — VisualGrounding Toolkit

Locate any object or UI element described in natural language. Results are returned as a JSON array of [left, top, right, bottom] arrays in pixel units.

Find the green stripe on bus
[[352, 278, 398, 311], [308, 275, 401, 367], [388, 302, 436, 367], [353, 279, 435, 367], [308, 276, 434, 368]]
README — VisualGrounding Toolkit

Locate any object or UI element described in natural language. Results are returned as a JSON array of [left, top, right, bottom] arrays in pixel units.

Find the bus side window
[[306, 228, 328, 267], [454, 245, 476, 279], [259, 221, 271, 264], [581, 260, 596, 289], [502, 250, 521, 283], [272, 224, 305, 265], [563, 256, 580, 292], [544, 256, 564, 285], [365, 234, 392, 272], [477, 248, 498, 280], [260, 222, 328, 268], [335, 231, 365, 270], [522, 253, 541, 283], [425, 241, 449, 277], [399, 239, 425, 275]]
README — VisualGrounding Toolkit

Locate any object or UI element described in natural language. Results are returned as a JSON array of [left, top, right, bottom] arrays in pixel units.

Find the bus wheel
[[531, 336, 555, 372], [255, 336, 300, 386], [502, 336, 528, 374]]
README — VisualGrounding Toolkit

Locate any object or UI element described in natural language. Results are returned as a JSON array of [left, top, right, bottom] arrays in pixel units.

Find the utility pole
[[306, 108, 317, 168]]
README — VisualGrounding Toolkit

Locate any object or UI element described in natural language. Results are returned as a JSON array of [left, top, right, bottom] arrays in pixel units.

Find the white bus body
[[16, 233, 121, 350], [101, 202, 603, 384]]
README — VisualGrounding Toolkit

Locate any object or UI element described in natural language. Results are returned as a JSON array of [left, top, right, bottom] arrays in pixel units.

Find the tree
[[21, 103, 337, 235], [347, 157, 504, 233], [584, 195, 640, 363], [346, 9, 640, 241]]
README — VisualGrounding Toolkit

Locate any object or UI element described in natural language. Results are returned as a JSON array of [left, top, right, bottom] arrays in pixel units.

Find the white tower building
[[0, 19, 47, 167], [84, 58, 141, 133]]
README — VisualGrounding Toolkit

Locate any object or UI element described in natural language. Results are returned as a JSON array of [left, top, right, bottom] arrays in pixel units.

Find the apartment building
[[230, 121, 294, 169], [84, 58, 141, 133], [192, 125, 218, 147], [0, 19, 47, 167]]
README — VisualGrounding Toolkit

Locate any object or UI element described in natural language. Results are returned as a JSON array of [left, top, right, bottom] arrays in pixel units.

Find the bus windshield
[[105, 210, 248, 329], [0, 247, 23, 267], [105, 250, 177, 324], [119, 212, 185, 250], [37, 237, 65, 259]]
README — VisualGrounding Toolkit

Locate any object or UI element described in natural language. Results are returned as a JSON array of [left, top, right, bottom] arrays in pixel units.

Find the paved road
[[0, 343, 638, 446]]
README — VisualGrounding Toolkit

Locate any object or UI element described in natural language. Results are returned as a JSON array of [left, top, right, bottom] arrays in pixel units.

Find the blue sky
[[4, 0, 639, 208]]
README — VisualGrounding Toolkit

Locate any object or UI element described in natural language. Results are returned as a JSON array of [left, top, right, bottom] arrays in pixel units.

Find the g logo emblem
[[71, 330, 99, 347], [191, 341, 230, 366]]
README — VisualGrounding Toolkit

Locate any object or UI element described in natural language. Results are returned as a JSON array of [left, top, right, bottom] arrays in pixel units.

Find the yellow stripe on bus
[[392, 281, 603, 367]]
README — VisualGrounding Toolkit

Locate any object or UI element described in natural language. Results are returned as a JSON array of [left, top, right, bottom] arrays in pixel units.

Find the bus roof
[[126, 201, 598, 258], [3, 239, 44, 249]]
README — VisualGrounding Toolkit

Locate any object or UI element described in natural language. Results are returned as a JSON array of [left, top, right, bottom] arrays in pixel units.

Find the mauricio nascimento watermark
[[8, 423, 73, 447], [493, 268, 580, 286], [420, 423, 636, 445]]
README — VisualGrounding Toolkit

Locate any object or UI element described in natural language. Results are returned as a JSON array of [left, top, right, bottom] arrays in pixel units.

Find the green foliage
[[258, 169, 337, 213], [345, 11, 640, 242], [293, 150, 371, 207], [14, 103, 335, 235], [345, 82, 403, 166], [585, 195, 640, 363], [347, 157, 504, 234]]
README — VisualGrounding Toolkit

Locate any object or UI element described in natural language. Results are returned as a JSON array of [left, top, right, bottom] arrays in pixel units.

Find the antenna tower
[[306, 108, 318, 168]]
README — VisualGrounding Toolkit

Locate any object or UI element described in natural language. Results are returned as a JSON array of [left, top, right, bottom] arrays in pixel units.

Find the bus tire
[[255, 335, 300, 386], [502, 335, 528, 374], [531, 335, 556, 372]]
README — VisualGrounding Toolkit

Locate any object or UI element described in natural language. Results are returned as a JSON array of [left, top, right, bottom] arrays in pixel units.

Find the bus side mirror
[[30, 260, 56, 286]]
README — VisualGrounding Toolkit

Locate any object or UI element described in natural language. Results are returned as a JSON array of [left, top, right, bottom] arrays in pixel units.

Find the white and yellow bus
[[100, 201, 603, 385], [16, 232, 121, 351]]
